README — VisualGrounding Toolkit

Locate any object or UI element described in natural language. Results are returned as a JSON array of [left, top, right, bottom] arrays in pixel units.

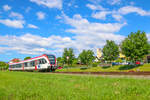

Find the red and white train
[[9, 54, 57, 71]]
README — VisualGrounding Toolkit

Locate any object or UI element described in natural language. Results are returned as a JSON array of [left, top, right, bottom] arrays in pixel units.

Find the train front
[[46, 54, 57, 71]]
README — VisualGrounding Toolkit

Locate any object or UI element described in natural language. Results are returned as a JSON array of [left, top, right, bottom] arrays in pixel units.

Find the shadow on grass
[[80, 67, 88, 70], [119, 65, 139, 70], [102, 66, 111, 69]]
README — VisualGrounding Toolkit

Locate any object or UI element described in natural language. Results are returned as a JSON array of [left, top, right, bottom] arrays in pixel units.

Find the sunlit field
[[0, 71, 150, 100]]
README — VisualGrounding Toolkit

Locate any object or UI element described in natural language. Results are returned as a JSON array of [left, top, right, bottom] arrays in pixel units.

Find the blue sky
[[0, 0, 150, 62]]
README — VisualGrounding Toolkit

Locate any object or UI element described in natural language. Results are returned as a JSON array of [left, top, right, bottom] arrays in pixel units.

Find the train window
[[30, 61, 35, 66], [16, 64, 21, 68], [14, 65, 16, 68], [42, 59, 47, 64], [47, 55, 55, 64], [38, 59, 47, 64], [24, 62, 28, 67]]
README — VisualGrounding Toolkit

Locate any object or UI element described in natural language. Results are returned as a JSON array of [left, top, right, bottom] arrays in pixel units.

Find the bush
[[80, 67, 88, 70], [115, 58, 123, 63], [92, 62, 98, 67], [63, 65, 69, 69]]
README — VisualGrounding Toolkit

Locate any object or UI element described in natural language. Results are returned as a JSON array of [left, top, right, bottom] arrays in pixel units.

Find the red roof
[[11, 58, 21, 63]]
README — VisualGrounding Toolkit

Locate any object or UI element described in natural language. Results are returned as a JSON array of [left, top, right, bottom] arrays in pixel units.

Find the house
[[9, 58, 21, 63]]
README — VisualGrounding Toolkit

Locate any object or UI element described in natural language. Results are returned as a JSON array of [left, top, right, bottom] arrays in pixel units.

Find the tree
[[24, 57, 31, 60], [62, 48, 75, 66], [0, 61, 9, 70], [78, 50, 95, 66], [102, 40, 119, 63], [57, 57, 62, 63], [121, 30, 149, 62]]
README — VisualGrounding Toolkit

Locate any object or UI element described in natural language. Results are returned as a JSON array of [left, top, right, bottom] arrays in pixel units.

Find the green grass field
[[56, 64, 150, 72], [0, 71, 150, 100]]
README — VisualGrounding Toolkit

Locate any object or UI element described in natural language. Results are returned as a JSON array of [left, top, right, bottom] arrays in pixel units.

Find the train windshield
[[47, 55, 55, 64]]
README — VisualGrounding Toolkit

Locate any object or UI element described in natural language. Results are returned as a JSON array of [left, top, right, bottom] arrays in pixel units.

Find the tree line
[[58, 30, 150, 67]]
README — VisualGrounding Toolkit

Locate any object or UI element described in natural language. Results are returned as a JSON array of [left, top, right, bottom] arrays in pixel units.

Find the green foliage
[[92, 62, 98, 67], [121, 30, 149, 62], [78, 50, 95, 66], [115, 58, 123, 63], [24, 56, 31, 60], [102, 40, 119, 62], [57, 57, 62, 62], [0, 61, 9, 69], [62, 48, 75, 66], [73, 58, 78, 64], [56, 64, 150, 72], [57, 57, 64, 67]]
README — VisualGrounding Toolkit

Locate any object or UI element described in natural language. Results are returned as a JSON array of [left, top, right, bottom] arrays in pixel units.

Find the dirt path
[[44, 72, 150, 79]]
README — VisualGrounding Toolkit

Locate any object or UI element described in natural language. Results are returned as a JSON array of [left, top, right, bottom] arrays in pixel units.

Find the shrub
[[92, 62, 98, 67], [80, 67, 88, 70]]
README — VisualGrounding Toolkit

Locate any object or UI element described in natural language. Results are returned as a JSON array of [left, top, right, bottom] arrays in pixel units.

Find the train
[[9, 54, 57, 71]]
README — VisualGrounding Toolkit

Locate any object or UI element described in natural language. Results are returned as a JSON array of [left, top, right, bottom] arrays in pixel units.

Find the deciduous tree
[[62, 48, 75, 66], [24, 57, 31, 60], [121, 30, 149, 62], [78, 50, 95, 66], [102, 40, 119, 63]]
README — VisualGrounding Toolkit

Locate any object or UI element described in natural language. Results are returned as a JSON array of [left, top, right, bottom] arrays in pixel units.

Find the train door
[[37, 58, 47, 69]]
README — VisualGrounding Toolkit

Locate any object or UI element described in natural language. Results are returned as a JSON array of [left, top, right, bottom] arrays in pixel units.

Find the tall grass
[[0, 71, 150, 100]]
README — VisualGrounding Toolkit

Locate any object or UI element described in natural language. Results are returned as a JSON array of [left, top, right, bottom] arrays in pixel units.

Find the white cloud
[[36, 11, 45, 20], [92, 6, 150, 21], [118, 6, 150, 16], [27, 24, 39, 29], [107, 0, 121, 5], [86, 4, 105, 11], [147, 34, 150, 42], [30, 0, 62, 9], [0, 19, 25, 28], [0, 33, 73, 55], [112, 14, 123, 21], [62, 13, 126, 52], [3, 5, 11, 11], [92, 11, 111, 20], [9, 12, 24, 19], [63, 14, 126, 34]]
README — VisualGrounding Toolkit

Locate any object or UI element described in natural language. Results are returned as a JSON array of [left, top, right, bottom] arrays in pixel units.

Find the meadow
[[0, 71, 150, 100]]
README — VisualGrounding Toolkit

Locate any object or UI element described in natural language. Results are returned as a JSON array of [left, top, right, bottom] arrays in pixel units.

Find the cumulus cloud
[[36, 11, 45, 20], [118, 6, 150, 16], [30, 0, 62, 9], [86, 4, 105, 11], [91, 5, 150, 21], [0, 19, 25, 28], [27, 24, 39, 29], [0, 33, 73, 55], [0, 12, 126, 55], [92, 11, 111, 20], [61, 13, 126, 52], [9, 12, 24, 19], [3, 5, 11, 11]]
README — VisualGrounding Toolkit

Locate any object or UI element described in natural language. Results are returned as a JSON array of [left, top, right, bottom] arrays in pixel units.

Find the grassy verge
[[0, 71, 150, 100], [56, 64, 150, 72]]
